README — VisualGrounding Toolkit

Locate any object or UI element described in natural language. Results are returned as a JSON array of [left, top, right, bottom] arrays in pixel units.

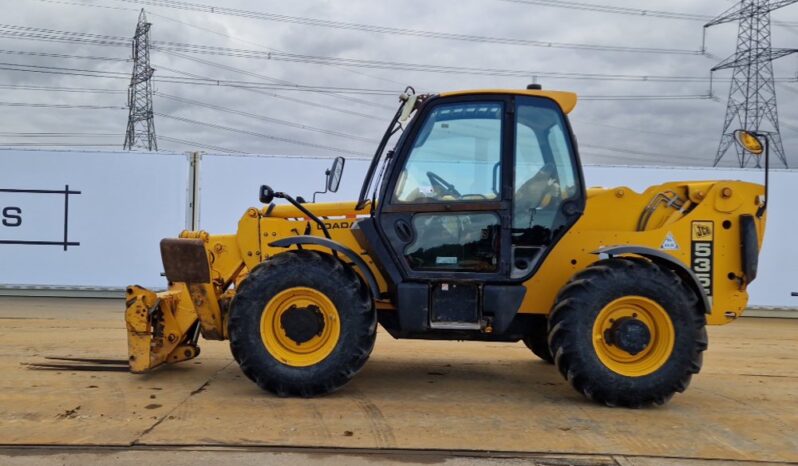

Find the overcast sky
[[1, 0, 797, 167]]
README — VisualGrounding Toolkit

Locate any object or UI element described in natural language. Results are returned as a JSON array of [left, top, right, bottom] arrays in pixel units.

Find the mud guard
[[269, 236, 381, 300], [594, 245, 712, 314]]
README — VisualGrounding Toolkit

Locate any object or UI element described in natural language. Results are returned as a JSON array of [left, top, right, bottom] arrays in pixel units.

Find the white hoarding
[[1, 149, 794, 307], [200, 156, 796, 307], [0, 149, 187, 289], [199, 154, 370, 234]]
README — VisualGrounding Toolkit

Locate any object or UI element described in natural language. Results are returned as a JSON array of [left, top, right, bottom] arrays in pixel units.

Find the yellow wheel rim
[[592, 296, 675, 377], [260, 287, 341, 367]]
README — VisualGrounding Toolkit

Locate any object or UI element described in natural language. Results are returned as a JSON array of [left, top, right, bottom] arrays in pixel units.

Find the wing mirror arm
[[732, 130, 769, 218], [312, 169, 331, 203], [259, 185, 332, 240], [758, 135, 769, 218]]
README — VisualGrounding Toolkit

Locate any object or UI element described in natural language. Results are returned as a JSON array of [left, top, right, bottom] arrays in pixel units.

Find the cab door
[[378, 97, 512, 278], [373, 93, 584, 333], [375, 96, 513, 330]]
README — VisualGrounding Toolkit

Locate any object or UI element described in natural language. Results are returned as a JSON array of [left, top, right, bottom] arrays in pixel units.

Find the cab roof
[[438, 89, 577, 114]]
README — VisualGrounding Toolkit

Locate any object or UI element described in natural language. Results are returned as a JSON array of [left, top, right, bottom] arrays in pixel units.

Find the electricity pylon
[[123, 9, 158, 151], [705, 0, 797, 168]]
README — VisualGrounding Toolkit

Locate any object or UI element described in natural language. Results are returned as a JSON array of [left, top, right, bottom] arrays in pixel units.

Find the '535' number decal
[[691, 221, 714, 297]]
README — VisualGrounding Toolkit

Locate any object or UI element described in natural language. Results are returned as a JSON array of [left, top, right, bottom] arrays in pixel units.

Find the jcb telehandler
[[125, 86, 768, 407]]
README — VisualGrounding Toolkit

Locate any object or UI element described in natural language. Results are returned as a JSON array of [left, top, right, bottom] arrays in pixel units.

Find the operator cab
[[355, 87, 586, 339]]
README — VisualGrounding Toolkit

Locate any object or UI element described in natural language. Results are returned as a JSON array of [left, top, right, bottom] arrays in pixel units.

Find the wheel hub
[[280, 305, 325, 345], [605, 317, 651, 356]]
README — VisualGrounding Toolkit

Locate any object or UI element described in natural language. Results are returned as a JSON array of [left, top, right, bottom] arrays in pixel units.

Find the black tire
[[522, 317, 554, 364], [229, 250, 376, 397], [548, 257, 707, 408]]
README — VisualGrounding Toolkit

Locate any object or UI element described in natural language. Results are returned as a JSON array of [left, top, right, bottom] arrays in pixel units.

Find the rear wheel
[[229, 250, 376, 397], [548, 257, 706, 407], [522, 317, 554, 363]]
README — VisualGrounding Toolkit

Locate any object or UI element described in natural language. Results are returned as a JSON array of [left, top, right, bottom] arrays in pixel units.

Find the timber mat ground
[[0, 297, 795, 465]]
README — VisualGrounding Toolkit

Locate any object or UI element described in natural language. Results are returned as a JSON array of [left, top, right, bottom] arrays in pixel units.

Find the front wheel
[[229, 250, 376, 397], [522, 316, 554, 363], [548, 257, 707, 407]]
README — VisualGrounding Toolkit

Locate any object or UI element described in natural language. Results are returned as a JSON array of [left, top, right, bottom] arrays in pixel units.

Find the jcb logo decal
[[691, 221, 714, 297], [692, 221, 714, 241]]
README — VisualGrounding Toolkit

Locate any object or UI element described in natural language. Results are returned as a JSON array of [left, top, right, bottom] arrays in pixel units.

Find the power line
[[0, 57, 774, 105], [0, 101, 126, 109], [78, 0, 704, 55], [0, 61, 754, 104], [581, 94, 713, 101], [155, 92, 374, 143], [158, 135, 246, 153], [498, 0, 798, 27], [150, 62, 381, 119], [18, 0, 406, 88], [0, 48, 129, 62], [0, 61, 401, 93], [25, 0, 139, 13], [580, 143, 712, 165], [156, 112, 370, 156], [0, 132, 118, 137], [0, 83, 126, 93], [499, 0, 710, 20], [144, 10, 406, 88], [0, 142, 123, 147], [4, 24, 798, 83], [158, 50, 393, 111], [575, 119, 685, 137], [0, 61, 132, 79]]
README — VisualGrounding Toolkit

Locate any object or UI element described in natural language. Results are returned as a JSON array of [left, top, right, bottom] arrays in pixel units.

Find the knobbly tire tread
[[228, 250, 376, 397], [548, 257, 707, 408], [522, 316, 554, 364]]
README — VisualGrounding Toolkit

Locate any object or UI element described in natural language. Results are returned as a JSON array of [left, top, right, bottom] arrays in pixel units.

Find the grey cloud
[[0, 0, 795, 166]]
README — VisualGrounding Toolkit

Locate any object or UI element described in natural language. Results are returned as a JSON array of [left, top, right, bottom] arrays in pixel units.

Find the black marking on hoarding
[[0, 185, 81, 250]]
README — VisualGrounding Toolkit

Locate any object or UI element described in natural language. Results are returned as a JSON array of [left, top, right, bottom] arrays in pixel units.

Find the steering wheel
[[427, 171, 461, 198]]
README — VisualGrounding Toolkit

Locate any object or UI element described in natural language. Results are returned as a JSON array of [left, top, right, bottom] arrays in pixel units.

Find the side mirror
[[327, 156, 346, 193], [733, 130, 764, 156], [259, 185, 274, 204]]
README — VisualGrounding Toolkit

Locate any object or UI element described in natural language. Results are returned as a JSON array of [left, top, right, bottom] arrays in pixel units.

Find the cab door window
[[404, 212, 500, 271], [393, 102, 503, 203]]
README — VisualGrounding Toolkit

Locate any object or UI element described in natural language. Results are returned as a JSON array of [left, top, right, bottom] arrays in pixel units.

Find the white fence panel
[[200, 157, 795, 308], [1, 148, 794, 308], [0, 149, 188, 289], [199, 154, 370, 234]]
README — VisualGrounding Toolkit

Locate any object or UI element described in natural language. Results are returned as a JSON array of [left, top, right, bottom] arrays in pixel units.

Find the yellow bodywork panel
[[519, 180, 765, 325], [251, 201, 389, 294], [125, 182, 764, 372]]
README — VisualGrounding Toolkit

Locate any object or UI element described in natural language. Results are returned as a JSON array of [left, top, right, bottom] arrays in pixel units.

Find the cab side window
[[512, 97, 579, 256]]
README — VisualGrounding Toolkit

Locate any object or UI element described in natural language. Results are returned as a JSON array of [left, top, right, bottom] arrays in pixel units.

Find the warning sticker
[[660, 232, 680, 250]]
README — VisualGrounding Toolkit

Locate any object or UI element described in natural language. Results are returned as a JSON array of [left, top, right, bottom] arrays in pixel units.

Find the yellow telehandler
[[125, 85, 768, 407]]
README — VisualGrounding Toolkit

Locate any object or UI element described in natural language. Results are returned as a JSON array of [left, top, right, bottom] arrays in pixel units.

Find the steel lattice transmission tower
[[705, 0, 797, 168], [123, 9, 157, 151]]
